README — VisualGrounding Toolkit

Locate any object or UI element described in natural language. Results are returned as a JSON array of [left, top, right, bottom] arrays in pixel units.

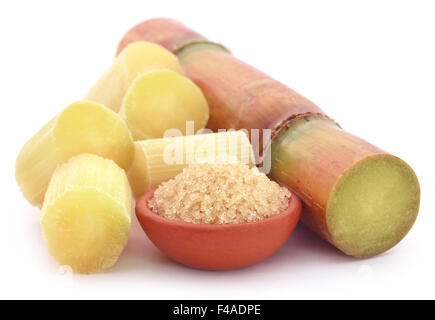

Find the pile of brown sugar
[[148, 163, 291, 224]]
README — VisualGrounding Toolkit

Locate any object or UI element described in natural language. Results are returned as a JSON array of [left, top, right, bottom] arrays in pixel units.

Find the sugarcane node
[[258, 112, 337, 168], [175, 40, 232, 56]]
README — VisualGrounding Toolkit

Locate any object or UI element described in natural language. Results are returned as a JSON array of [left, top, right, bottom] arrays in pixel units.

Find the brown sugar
[[148, 163, 291, 224]]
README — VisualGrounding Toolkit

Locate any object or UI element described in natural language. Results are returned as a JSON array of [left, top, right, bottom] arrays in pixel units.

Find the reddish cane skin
[[135, 190, 302, 270], [116, 18, 206, 55], [179, 49, 325, 158], [117, 19, 325, 159]]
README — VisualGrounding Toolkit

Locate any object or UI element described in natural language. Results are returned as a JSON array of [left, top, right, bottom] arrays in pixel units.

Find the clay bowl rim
[[135, 189, 302, 231]]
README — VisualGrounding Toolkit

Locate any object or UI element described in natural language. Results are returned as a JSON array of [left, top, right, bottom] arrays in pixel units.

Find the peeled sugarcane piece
[[85, 41, 182, 112], [15, 101, 134, 207], [116, 18, 421, 257], [119, 69, 209, 140], [41, 154, 131, 274], [128, 131, 253, 197]]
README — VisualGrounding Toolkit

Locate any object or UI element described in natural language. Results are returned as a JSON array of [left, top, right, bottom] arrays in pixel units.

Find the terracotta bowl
[[135, 190, 302, 270]]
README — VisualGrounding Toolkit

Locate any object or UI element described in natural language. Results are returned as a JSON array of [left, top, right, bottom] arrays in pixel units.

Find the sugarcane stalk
[[270, 117, 419, 257], [116, 18, 420, 258], [176, 43, 327, 161]]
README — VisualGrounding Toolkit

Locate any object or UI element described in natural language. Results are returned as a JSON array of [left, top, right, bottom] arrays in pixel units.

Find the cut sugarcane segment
[[120, 69, 209, 140], [41, 154, 131, 274], [85, 41, 182, 112], [128, 131, 254, 197], [15, 101, 134, 207], [327, 155, 420, 257], [271, 117, 420, 258]]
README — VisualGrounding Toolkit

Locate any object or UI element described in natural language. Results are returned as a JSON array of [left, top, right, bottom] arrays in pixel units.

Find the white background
[[1, 0, 434, 299]]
